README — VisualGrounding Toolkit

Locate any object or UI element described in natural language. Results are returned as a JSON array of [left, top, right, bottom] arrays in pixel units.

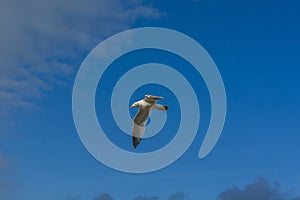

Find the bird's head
[[130, 102, 139, 108]]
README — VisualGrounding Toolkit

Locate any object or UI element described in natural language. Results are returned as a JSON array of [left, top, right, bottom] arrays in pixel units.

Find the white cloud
[[133, 195, 159, 200], [93, 193, 114, 200], [217, 177, 300, 200], [0, 0, 161, 122], [168, 192, 188, 200]]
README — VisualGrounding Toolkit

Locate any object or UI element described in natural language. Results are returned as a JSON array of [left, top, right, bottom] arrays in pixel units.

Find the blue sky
[[1, 0, 300, 200]]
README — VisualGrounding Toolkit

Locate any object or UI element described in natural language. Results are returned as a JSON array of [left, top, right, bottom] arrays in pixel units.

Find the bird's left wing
[[152, 104, 168, 111]]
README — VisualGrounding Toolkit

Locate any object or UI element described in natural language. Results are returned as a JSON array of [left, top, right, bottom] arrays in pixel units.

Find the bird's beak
[[130, 104, 136, 108]]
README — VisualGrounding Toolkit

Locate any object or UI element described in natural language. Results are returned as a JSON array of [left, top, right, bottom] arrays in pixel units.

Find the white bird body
[[130, 95, 168, 148]]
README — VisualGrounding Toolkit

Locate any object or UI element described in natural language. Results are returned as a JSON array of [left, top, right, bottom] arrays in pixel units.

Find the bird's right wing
[[132, 123, 145, 148], [132, 108, 150, 148], [144, 95, 163, 104]]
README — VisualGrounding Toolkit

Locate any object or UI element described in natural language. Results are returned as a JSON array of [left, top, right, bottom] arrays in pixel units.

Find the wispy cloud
[[217, 177, 300, 200], [93, 193, 184, 200], [64, 183, 300, 200], [93, 193, 114, 200], [0, 0, 161, 123], [133, 195, 159, 200], [168, 192, 188, 200]]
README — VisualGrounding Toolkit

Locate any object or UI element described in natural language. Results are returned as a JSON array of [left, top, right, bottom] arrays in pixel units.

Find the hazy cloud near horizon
[[83, 179, 300, 200], [133, 195, 159, 200], [217, 177, 300, 200], [168, 192, 188, 200], [93, 193, 114, 200], [0, 0, 161, 123], [88, 192, 188, 200]]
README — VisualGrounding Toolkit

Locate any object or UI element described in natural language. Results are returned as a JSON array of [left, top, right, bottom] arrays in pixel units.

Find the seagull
[[130, 94, 168, 148]]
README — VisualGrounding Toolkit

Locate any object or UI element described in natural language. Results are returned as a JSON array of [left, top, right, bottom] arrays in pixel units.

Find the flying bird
[[130, 94, 168, 148]]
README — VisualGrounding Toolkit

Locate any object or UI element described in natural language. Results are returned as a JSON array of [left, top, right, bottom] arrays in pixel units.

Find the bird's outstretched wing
[[132, 108, 150, 148], [132, 123, 145, 148], [145, 94, 163, 100], [152, 104, 168, 111], [144, 95, 163, 104]]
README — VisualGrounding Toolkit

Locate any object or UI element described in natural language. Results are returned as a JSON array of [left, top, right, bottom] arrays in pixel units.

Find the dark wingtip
[[164, 105, 168, 111], [132, 136, 142, 148]]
